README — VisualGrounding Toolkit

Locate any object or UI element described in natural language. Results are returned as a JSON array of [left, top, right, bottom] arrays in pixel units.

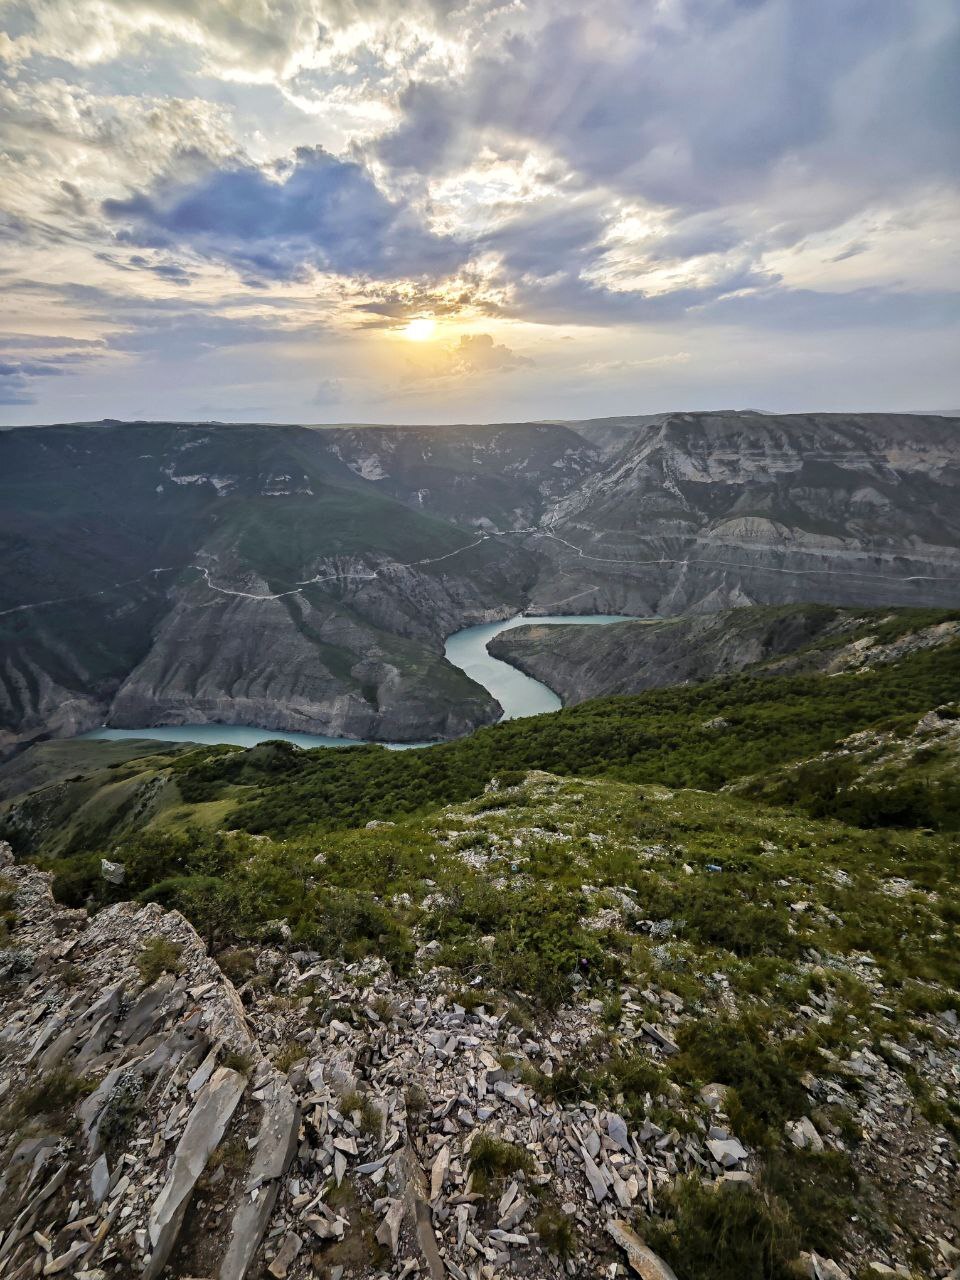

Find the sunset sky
[[1, 0, 957, 424]]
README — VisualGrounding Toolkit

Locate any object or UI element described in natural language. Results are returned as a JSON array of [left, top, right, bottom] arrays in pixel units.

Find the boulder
[[100, 858, 126, 885]]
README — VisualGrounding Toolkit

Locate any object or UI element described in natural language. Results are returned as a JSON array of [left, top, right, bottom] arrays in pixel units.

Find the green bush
[[11, 1067, 94, 1124], [468, 1133, 535, 1192], [535, 1206, 577, 1261], [645, 1176, 800, 1280], [136, 935, 183, 986], [762, 1148, 857, 1258], [674, 1016, 809, 1147], [213, 637, 960, 837], [297, 889, 413, 974]]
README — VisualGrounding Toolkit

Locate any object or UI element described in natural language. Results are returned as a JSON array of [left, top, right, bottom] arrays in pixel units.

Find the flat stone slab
[[145, 1066, 246, 1279]]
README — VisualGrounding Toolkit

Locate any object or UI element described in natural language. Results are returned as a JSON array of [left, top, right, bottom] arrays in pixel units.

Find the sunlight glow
[[403, 316, 437, 341]]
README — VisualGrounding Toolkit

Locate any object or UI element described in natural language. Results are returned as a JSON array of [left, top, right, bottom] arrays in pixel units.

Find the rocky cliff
[[526, 412, 960, 617]]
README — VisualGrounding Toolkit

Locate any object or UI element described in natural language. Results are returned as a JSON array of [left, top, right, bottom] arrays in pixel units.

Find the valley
[[0, 415, 958, 1280]]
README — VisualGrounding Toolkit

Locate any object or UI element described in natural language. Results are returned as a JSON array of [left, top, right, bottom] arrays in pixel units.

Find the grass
[[8, 1067, 94, 1127], [217, 948, 258, 983], [468, 1133, 535, 1193], [221, 1048, 254, 1076], [136, 935, 183, 986], [338, 1089, 381, 1139], [535, 1205, 577, 1261], [645, 1176, 800, 1280], [273, 1041, 306, 1073]]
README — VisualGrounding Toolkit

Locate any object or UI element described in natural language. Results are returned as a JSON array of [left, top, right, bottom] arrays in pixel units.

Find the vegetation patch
[[136, 935, 183, 986]]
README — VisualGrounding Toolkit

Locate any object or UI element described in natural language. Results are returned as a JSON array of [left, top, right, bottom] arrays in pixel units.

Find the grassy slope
[[204, 633, 960, 835], [0, 738, 187, 803], [27, 771, 959, 1272], [3, 629, 958, 856]]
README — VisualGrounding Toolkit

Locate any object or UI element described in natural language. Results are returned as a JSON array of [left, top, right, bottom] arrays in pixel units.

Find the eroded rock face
[[488, 607, 960, 706], [0, 841, 289, 1279]]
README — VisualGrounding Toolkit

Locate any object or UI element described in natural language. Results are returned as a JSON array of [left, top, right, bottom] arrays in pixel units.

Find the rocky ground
[[0, 787, 957, 1280]]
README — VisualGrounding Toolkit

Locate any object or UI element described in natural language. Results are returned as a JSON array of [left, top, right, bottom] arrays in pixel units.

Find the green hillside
[[178, 628, 960, 836]]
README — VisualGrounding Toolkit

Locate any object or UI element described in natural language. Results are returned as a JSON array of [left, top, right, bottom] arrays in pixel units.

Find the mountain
[[0, 612, 956, 1280], [2, 411, 958, 754]]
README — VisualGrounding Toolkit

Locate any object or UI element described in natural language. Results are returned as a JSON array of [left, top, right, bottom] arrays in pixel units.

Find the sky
[[0, 0, 957, 425]]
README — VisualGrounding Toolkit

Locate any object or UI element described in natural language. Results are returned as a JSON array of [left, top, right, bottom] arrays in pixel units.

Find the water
[[443, 614, 634, 720], [80, 724, 428, 751], [81, 612, 638, 750]]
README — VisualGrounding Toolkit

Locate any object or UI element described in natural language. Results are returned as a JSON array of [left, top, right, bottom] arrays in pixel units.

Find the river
[[80, 612, 635, 751]]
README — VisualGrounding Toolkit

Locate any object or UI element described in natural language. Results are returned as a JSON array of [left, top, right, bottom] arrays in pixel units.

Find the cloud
[[405, 331, 532, 381], [0, 0, 957, 421], [313, 377, 343, 405], [449, 333, 532, 374], [103, 146, 467, 282], [372, 0, 960, 326], [1, 0, 480, 83], [378, 2, 958, 211], [0, 353, 96, 404]]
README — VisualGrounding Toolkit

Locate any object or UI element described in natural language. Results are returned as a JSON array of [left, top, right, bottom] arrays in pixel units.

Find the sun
[[403, 316, 437, 342]]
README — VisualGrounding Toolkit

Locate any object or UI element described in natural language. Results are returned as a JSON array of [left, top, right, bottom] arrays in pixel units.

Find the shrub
[[218, 948, 258, 983], [674, 1016, 808, 1147], [273, 1041, 305, 1073], [221, 1048, 254, 1075], [535, 1206, 576, 1261], [136, 936, 183, 986], [645, 1176, 800, 1280], [468, 1133, 534, 1193], [97, 1071, 145, 1156], [762, 1148, 857, 1257], [11, 1067, 93, 1124], [298, 890, 413, 974]]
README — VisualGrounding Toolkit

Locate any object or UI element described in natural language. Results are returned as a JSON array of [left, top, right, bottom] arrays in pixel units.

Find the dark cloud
[[0, 353, 95, 404], [104, 146, 467, 282], [480, 202, 611, 278], [377, 1, 958, 212], [700, 285, 960, 331]]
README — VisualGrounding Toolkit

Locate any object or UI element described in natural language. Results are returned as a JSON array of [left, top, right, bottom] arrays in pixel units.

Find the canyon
[[2, 411, 958, 755]]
